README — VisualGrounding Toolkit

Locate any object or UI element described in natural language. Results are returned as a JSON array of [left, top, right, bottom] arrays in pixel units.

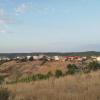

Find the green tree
[[47, 71, 53, 78], [36, 74, 46, 80], [55, 70, 63, 78], [0, 76, 4, 84], [88, 61, 100, 71], [67, 64, 78, 75]]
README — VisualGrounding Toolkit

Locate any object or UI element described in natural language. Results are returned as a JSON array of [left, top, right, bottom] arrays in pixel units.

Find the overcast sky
[[0, 0, 100, 53]]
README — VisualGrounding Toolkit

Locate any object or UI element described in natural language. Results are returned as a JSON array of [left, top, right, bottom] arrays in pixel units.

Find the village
[[0, 55, 100, 63]]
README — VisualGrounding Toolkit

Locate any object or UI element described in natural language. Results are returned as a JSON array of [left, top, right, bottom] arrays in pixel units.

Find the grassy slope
[[4, 70, 100, 100], [0, 61, 70, 81]]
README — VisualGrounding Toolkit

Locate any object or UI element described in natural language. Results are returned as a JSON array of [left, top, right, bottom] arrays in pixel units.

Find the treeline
[[0, 51, 100, 58]]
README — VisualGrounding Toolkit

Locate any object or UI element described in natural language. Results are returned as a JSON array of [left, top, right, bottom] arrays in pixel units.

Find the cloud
[[0, 29, 12, 34], [0, 29, 6, 33], [15, 2, 32, 15], [0, 18, 14, 24], [0, 8, 14, 24], [0, 8, 15, 34]]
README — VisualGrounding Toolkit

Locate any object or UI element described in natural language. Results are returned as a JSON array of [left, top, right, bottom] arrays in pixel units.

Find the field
[[3, 70, 100, 100], [0, 60, 100, 100], [0, 61, 71, 82]]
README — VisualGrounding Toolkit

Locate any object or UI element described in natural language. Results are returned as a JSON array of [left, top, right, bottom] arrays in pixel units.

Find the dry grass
[[3, 70, 100, 100], [0, 61, 71, 82]]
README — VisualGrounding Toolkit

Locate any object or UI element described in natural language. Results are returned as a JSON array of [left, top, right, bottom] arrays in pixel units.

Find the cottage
[[33, 56, 39, 60], [16, 56, 24, 60], [46, 56, 51, 61], [26, 56, 31, 60], [76, 57, 81, 61], [65, 56, 77, 61], [38, 55, 45, 60], [82, 56, 87, 60], [53, 56, 60, 61], [91, 56, 97, 61], [96, 57, 100, 62]]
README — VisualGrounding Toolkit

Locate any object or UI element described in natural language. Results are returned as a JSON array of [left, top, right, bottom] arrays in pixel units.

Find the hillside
[[5, 70, 100, 100], [0, 61, 71, 82]]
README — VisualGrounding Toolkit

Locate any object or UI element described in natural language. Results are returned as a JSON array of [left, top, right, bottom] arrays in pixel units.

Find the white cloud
[[0, 29, 6, 33], [32, 7, 56, 15], [0, 8, 14, 25], [15, 2, 32, 15], [0, 18, 14, 24], [0, 29, 12, 34], [0, 8, 15, 34]]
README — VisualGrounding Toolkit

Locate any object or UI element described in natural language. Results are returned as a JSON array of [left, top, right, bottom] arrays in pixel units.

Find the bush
[[0, 87, 11, 100], [47, 71, 53, 78], [0, 76, 4, 84], [67, 64, 78, 75], [55, 70, 63, 78], [36, 74, 49, 80], [32, 74, 37, 81], [88, 61, 100, 71]]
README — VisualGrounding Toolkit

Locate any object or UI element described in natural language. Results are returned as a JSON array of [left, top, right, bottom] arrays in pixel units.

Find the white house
[[53, 56, 60, 61], [33, 56, 39, 60], [26, 56, 31, 60], [96, 57, 100, 62], [38, 55, 44, 60]]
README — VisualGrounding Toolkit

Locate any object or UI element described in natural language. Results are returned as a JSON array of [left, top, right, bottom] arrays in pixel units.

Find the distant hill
[[0, 51, 100, 58]]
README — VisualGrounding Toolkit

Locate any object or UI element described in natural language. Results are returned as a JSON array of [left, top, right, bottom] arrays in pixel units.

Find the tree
[[47, 71, 53, 78], [0, 76, 4, 84], [88, 61, 100, 71], [55, 70, 63, 78], [67, 64, 77, 75]]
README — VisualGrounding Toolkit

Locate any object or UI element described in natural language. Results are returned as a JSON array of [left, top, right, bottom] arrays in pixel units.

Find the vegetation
[[1, 51, 100, 58], [67, 64, 78, 74], [8, 72, 53, 84], [55, 70, 63, 78], [88, 61, 100, 71], [0, 76, 4, 84], [6, 61, 100, 84], [0, 60, 100, 100], [47, 71, 53, 78], [5, 70, 100, 100], [0, 87, 11, 100]]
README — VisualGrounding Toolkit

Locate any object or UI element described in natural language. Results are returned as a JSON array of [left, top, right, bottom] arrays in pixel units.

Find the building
[[96, 57, 100, 62]]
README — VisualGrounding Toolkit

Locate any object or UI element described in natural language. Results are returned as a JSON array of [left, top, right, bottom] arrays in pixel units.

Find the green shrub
[[36, 74, 47, 80], [0, 76, 4, 84], [47, 71, 53, 78], [67, 64, 78, 75], [88, 61, 100, 71], [55, 70, 63, 78], [32, 74, 37, 81]]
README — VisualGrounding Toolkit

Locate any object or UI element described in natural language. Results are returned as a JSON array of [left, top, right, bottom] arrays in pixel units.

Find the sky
[[0, 0, 100, 53]]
